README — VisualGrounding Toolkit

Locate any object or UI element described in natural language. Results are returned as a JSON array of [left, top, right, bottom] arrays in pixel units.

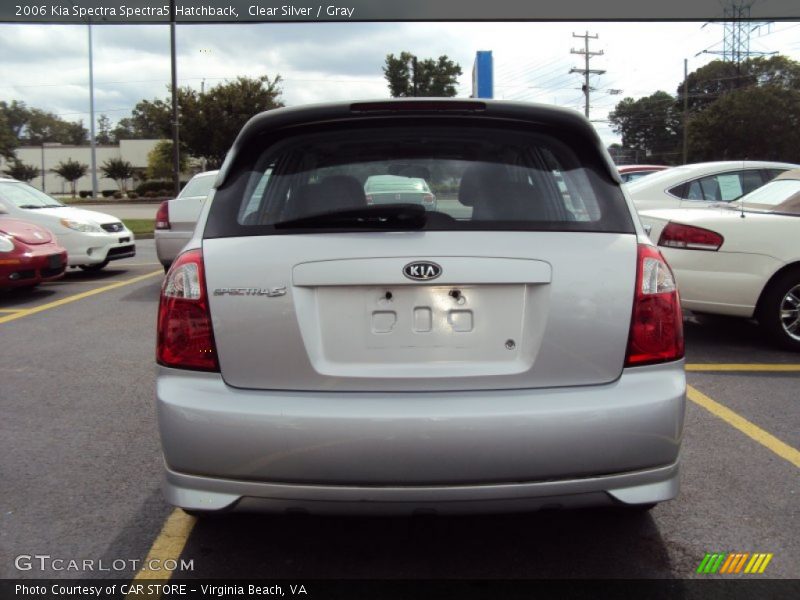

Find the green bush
[[127, 192, 139, 199], [101, 189, 116, 198], [79, 191, 92, 198], [135, 180, 187, 195], [144, 190, 157, 198], [113, 191, 124, 199]]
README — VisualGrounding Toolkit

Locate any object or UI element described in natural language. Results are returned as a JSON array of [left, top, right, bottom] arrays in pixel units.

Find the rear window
[[206, 123, 634, 237], [179, 175, 215, 199]]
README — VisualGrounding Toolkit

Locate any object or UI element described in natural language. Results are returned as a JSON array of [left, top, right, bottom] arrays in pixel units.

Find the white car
[[627, 161, 799, 212], [640, 169, 800, 351], [0, 177, 135, 271], [154, 170, 217, 271]]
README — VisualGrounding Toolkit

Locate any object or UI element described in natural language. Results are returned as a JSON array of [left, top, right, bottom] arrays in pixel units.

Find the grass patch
[[122, 219, 155, 237]]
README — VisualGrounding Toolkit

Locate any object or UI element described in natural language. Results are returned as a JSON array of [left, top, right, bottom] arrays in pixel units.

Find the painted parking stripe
[[127, 509, 196, 588], [0, 308, 28, 313], [686, 364, 800, 372], [0, 270, 162, 325], [687, 385, 800, 469]]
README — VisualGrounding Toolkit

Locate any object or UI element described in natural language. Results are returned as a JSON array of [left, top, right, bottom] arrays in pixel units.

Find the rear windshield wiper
[[275, 204, 427, 230], [18, 204, 47, 209]]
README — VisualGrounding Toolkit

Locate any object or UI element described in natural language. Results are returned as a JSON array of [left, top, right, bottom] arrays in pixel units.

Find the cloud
[[2, 20, 800, 146]]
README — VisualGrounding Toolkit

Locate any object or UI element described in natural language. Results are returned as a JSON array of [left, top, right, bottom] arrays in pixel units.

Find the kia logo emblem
[[403, 261, 442, 281]]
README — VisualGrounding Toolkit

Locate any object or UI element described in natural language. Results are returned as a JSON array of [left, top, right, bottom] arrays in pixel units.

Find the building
[[5, 139, 160, 195]]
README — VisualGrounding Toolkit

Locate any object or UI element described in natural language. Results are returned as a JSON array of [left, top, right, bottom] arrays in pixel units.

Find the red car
[[617, 164, 669, 183], [0, 217, 68, 289]]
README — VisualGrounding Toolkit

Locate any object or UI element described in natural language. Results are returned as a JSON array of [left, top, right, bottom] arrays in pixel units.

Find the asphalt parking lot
[[1, 240, 798, 585]]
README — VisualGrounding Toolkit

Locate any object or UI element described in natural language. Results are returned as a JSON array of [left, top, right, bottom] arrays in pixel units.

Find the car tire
[[78, 260, 110, 272], [757, 268, 800, 352], [162, 262, 172, 273]]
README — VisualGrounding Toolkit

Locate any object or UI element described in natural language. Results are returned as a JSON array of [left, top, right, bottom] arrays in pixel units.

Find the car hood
[[0, 217, 55, 245], [27, 206, 121, 226]]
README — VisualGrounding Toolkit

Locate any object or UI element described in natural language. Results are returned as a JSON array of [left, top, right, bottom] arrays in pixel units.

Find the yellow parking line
[[686, 364, 800, 372], [0, 308, 27, 313], [128, 509, 196, 587], [687, 385, 800, 469], [0, 270, 162, 325]]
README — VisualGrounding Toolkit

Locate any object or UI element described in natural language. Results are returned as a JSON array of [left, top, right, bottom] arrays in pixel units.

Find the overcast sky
[[1, 20, 799, 145]]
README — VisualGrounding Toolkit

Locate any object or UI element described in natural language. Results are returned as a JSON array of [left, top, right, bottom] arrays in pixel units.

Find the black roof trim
[[215, 99, 621, 187]]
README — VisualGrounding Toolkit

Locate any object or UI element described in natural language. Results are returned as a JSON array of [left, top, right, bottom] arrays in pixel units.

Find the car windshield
[[178, 174, 215, 198], [730, 179, 800, 214], [0, 182, 65, 209], [625, 166, 687, 191], [207, 124, 633, 236]]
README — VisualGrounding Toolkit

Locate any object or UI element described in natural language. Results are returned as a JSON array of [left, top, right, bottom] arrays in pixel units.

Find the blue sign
[[472, 51, 494, 99]]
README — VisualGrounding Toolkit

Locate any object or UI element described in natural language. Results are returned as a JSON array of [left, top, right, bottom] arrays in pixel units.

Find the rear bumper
[[157, 361, 685, 514], [154, 230, 191, 265]]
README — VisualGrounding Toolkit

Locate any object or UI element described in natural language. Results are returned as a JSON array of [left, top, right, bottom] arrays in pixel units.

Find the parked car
[[0, 215, 67, 289], [364, 174, 437, 210], [156, 100, 686, 516], [617, 164, 668, 183], [0, 177, 135, 271], [639, 168, 800, 351], [627, 161, 800, 211], [155, 170, 218, 271]]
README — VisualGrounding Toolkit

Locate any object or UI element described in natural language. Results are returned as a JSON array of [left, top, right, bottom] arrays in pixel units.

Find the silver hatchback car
[[156, 100, 686, 516]]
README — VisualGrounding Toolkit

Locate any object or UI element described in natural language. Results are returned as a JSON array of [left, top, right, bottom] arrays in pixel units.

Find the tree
[[608, 91, 682, 164], [114, 75, 283, 167], [146, 140, 187, 180], [677, 56, 800, 115], [96, 114, 112, 144], [383, 52, 462, 97], [687, 86, 800, 162], [3, 158, 39, 182], [101, 158, 135, 192], [0, 111, 16, 160], [180, 75, 283, 167], [52, 159, 88, 197]]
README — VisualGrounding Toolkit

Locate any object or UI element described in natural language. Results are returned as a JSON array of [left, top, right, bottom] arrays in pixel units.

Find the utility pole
[[682, 58, 689, 164], [569, 32, 605, 119], [411, 55, 418, 97]]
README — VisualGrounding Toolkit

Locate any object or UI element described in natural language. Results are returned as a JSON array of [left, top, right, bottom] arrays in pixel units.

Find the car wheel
[[758, 269, 800, 351], [78, 260, 110, 272], [162, 261, 172, 273]]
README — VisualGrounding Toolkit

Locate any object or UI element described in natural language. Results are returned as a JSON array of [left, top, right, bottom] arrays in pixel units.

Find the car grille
[[40, 266, 65, 278], [101, 222, 125, 233], [107, 245, 135, 258]]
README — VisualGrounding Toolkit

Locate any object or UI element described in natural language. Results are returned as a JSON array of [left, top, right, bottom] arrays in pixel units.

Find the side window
[[765, 169, 786, 181], [680, 171, 760, 202], [740, 170, 764, 196]]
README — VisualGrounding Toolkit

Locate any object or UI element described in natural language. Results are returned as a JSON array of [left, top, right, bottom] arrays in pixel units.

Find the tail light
[[155, 201, 171, 230], [658, 222, 723, 251], [422, 193, 435, 204], [157, 249, 219, 371], [625, 244, 684, 367]]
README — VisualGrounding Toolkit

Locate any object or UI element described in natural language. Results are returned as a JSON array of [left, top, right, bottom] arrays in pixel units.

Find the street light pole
[[170, 0, 181, 197], [88, 21, 98, 198], [40, 144, 46, 193]]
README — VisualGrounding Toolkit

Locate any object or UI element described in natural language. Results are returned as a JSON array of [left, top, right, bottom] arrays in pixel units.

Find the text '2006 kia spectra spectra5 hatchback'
[[156, 100, 686, 516]]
